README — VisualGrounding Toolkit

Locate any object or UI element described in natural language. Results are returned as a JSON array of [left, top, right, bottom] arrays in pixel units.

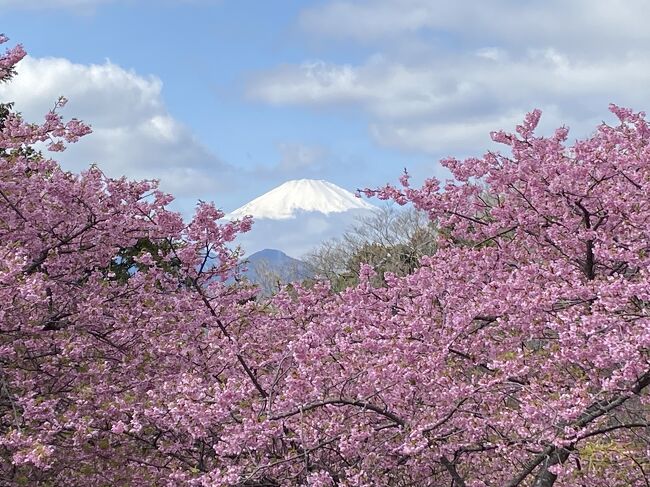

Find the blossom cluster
[[1, 35, 648, 486]]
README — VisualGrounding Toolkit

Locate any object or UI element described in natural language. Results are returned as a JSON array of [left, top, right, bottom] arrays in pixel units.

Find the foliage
[[1, 35, 649, 486], [306, 206, 437, 290]]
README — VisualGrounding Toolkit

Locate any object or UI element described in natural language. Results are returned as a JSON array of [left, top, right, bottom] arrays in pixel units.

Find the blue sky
[[2, 0, 650, 216]]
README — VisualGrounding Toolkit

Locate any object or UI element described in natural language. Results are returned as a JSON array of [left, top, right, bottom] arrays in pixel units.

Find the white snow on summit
[[228, 179, 377, 220]]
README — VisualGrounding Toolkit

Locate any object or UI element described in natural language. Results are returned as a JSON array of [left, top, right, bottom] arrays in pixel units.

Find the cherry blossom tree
[[255, 105, 650, 486], [1, 34, 648, 486], [231, 108, 650, 485], [0, 37, 259, 485]]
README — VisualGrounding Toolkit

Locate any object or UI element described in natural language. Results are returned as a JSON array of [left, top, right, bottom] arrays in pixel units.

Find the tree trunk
[[531, 448, 569, 487]]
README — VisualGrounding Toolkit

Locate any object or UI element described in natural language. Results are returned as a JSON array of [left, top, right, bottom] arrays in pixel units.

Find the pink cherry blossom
[[1, 35, 649, 487]]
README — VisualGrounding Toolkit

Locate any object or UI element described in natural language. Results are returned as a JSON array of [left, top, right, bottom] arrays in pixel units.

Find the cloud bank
[[249, 0, 650, 156], [0, 56, 234, 200]]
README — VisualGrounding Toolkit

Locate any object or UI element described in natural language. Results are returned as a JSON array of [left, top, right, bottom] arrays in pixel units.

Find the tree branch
[[505, 369, 650, 487], [441, 456, 467, 487], [271, 398, 406, 427]]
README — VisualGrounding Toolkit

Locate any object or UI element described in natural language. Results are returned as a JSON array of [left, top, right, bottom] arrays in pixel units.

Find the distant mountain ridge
[[228, 179, 376, 220], [240, 249, 312, 295]]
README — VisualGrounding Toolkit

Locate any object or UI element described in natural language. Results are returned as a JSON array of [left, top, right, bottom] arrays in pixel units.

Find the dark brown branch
[[505, 370, 650, 487], [575, 422, 648, 442], [575, 370, 650, 428], [441, 456, 467, 487], [531, 448, 570, 487], [447, 211, 488, 226], [22, 220, 100, 274], [575, 200, 595, 280], [0, 187, 27, 221], [474, 225, 518, 248], [271, 398, 406, 427], [504, 445, 555, 487], [422, 398, 467, 434], [192, 282, 269, 399]]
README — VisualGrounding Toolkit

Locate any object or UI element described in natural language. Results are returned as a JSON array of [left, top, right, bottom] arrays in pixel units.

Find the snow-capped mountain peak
[[228, 179, 377, 220]]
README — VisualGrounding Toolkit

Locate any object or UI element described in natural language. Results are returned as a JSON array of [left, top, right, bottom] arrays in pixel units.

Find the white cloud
[[0, 56, 234, 198], [475, 48, 506, 62], [299, 0, 443, 43], [250, 9, 650, 155], [251, 51, 650, 122], [369, 114, 523, 154], [251, 61, 367, 107], [237, 0, 650, 157], [234, 209, 374, 259], [298, 0, 650, 56]]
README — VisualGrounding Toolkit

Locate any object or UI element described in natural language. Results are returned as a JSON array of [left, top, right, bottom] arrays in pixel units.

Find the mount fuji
[[227, 179, 378, 258], [228, 179, 377, 220]]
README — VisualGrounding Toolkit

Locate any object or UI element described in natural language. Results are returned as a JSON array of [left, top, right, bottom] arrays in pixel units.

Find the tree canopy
[[306, 206, 437, 291], [1, 35, 649, 486]]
